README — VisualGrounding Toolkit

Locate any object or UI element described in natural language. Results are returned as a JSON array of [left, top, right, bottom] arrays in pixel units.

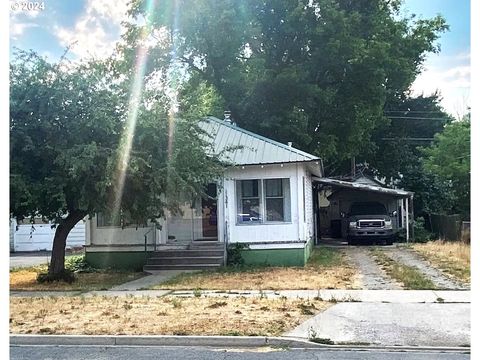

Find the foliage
[[126, 0, 447, 169], [413, 217, 433, 243], [10, 49, 225, 275], [421, 119, 470, 219], [65, 255, 96, 273], [226, 243, 250, 267]]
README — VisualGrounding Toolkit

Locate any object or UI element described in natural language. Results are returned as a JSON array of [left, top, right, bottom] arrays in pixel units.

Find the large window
[[97, 210, 140, 228], [236, 178, 291, 224]]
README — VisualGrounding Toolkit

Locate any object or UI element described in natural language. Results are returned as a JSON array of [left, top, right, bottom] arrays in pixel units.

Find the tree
[[10, 50, 224, 278], [421, 118, 470, 219], [126, 0, 448, 170]]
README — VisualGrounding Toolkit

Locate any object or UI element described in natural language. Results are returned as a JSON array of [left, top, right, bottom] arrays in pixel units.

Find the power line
[[385, 116, 448, 121], [381, 137, 435, 141], [384, 110, 446, 114]]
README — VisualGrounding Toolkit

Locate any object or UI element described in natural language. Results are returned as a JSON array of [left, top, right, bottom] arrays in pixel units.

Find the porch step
[[144, 264, 222, 271], [151, 249, 224, 257], [143, 243, 225, 272], [146, 256, 224, 265]]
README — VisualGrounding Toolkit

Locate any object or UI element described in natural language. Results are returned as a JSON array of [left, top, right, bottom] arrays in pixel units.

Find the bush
[[65, 255, 96, 273], [37, 269, 76, 284], [227, 243, 249, 267], [413, 217, 434, 243]]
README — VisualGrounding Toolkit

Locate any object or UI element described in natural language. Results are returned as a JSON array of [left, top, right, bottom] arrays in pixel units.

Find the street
[[10, 345, 470, 360]]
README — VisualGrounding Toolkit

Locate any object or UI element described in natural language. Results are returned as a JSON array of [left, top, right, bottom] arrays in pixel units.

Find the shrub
[[413, 217, 434, 243], [65, 255, 96, 273], [227, 243, 250, 267]]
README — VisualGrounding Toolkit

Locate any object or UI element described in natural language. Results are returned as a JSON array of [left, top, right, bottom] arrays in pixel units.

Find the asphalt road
[[10, 345, 470, 360]]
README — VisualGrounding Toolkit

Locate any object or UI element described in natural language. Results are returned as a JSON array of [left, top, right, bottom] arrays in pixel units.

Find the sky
[[8, 0, 471, 117]]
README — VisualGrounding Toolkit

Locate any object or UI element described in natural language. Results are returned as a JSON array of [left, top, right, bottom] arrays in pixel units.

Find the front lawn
[[10, 295, 328, 336], [150, 247, 356, 290], [10, 258, 144, 291]]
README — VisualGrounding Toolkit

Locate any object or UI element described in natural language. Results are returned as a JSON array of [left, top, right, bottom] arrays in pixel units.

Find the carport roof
[[312, 177, 413, 198]]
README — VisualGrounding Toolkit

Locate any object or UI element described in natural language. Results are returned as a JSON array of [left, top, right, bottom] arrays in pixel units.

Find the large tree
[[10, 50, 224, 278], [126, 0, 448, 170], [421, 117, 470, 219]]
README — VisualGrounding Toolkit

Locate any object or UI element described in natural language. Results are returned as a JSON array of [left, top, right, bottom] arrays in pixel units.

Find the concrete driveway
[[286, 300, 470, 347]]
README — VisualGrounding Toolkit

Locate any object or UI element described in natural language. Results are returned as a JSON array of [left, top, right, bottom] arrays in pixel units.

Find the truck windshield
[[349, 202, 387, 216]]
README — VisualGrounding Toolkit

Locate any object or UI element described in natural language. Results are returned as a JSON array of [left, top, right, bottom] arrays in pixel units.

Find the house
[[85, 115, 323, 270]]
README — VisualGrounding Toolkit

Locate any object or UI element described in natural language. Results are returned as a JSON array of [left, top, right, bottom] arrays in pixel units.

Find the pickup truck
[[342, 201, 397, 245]]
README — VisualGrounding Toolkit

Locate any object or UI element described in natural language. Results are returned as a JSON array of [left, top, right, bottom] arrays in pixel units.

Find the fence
[[429, 214, 462, 241]]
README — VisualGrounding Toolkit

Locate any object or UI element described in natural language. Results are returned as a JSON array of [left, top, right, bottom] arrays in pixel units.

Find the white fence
[[10, 219, 86, 252]]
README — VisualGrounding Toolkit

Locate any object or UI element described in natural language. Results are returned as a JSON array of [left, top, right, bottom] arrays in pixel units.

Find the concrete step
[[152, 250, 224, 257], [143, 264, 222, 271], [146, 256, 224, 265]]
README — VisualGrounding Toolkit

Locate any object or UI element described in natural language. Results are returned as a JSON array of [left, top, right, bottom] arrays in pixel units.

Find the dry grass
[[412, 240, 470, 283], [151, 247, 357, 290], [10, 295, 329, 336], [10, 269, 144, 291]]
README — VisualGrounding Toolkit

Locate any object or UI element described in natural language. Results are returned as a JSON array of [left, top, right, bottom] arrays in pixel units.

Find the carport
[[312, 177, 414, 243]]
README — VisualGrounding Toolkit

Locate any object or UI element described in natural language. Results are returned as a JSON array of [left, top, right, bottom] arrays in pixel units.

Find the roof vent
[[224, 111, 232, 124], [287, 141, 293, 147]]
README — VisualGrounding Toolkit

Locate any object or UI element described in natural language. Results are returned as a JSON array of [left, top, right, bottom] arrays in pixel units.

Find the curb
[[10, 335, 470, 352]]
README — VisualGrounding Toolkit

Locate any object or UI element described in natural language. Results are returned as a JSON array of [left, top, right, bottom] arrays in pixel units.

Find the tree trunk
[[48, 210, 86, 276]]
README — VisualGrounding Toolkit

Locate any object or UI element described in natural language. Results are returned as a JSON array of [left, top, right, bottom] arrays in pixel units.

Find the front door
[[199, 183, 218, 240]]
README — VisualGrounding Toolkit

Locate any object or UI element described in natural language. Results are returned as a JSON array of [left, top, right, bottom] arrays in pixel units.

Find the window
[[236, 178, 291, 224], [97, 210, 140, 228]]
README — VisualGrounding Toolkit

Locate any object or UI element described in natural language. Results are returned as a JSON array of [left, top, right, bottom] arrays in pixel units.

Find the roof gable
[[199, 117, 320, 166]]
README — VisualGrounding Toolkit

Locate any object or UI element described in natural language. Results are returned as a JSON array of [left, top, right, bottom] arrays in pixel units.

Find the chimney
[[223, 110, 232, 124], [287, 141, 293, 147]]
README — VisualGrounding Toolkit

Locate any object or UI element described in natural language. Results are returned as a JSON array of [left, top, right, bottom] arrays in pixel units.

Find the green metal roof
[[199, 117, 320, 166]]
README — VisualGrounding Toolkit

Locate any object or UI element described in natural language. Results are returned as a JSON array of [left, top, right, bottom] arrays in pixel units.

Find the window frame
[[235, 178, 292, 225]]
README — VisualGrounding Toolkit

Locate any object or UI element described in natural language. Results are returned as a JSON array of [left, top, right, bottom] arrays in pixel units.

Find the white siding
[[304, 172, 314, 240], [224, 163, 312, 249], [13, 220, 86, 252]]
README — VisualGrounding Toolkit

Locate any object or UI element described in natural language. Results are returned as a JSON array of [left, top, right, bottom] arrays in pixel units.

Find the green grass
[[371, 249, 436, 290], [307, 247, 345, 268]]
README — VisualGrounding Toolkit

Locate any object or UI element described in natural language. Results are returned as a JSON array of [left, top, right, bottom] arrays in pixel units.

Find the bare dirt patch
[[10, 269, 144, 291], [10, 295, 329, 336], [151, 247, 357, 290], [412, 241, 470, 285]]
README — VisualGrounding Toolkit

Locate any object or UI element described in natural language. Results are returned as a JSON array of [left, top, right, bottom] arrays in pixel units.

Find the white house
[[85, 116, 323, 270]]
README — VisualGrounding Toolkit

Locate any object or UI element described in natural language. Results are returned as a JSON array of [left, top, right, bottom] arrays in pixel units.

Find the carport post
[[405, 197, 410, 243], [410, 195, 415, 242]]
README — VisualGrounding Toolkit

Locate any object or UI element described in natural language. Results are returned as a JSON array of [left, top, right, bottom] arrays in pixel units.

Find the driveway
[[320, 238, 469, 290], [286, 301, 470, 347]]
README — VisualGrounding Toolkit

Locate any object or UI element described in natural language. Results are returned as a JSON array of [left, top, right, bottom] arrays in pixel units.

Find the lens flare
[[110, 0, 157, 218]]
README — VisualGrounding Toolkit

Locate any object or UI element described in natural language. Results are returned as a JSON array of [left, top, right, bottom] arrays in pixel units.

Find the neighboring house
[[10, 217, 86, 252], [85, 116, 323, 270]]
